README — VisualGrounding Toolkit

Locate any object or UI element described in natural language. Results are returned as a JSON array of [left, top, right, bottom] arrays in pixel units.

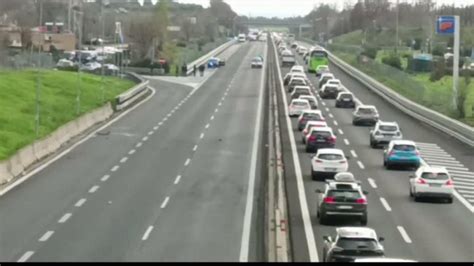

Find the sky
[[175, 0, 473, 18]]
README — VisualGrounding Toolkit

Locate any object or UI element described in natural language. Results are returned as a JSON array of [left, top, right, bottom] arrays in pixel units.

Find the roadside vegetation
[[0, 70, 134, 160]]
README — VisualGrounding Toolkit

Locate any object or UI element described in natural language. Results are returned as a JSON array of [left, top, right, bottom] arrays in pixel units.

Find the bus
[[307, 48, 328, 73]]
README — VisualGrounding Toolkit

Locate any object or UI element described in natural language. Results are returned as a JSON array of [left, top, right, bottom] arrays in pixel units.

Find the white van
[[238, 34, 246, 42]]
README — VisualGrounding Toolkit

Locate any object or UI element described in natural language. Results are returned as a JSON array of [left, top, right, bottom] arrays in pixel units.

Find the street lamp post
[[35, 0, 44, 138]]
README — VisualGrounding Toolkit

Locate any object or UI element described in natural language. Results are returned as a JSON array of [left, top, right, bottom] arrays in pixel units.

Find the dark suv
[[316, 181, 369, 225], [335, 92, 355, 108], [305, 127, 336, 152], [319, 84, 339, 99]]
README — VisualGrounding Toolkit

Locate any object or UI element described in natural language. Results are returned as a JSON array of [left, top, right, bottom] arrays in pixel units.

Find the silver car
[[352, 105, 379, 126], [369, 121, 402, 148]]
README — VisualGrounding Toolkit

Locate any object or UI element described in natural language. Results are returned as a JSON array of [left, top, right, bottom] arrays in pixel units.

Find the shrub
[[361, 45, 379, 59], [430, 59, 446, 82], [432, 45, 445, 56], [413, 38, 422, 50], [381, 53, 402, 70]]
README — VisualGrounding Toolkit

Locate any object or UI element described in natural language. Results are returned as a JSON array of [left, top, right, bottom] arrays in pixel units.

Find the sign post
[[436, 15, 460, 111]]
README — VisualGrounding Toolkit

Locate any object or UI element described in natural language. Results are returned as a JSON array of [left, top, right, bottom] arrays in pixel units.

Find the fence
[[0, 51, 54, 70]]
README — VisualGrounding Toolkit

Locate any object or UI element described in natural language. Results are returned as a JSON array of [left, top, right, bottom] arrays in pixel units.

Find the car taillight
[[388, 151, 395, 156], [323, 197, 335, 203], [417, 178, 427, 184], [415, 150, 420, 156], [339, 160, 346, 164], [356, 198, 367, 204], [445, 179, 454, 186], [329, 136, 336, 144], [303, 129, 308, 135], [315, 159, 323, 163], [308, 136, 316, 142], [299, 118, 306, 123]]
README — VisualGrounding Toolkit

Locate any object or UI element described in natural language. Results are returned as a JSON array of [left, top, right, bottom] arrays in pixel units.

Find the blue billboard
[[436, 16, 455, 35]]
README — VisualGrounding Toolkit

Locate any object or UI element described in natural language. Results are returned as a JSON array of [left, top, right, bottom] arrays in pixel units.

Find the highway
[[0, 41, 268, 262], [273, 39, 474, 262]]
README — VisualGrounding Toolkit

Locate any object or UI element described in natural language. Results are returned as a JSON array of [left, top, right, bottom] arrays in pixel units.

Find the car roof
[[310, 126, 332, 133], [299, 95, 317, 100], [338, 92, 352, 96], [357, 105, 377, 110], [328, 79, 341, 83], [416, 165, 448, 174], [293, 86, 311, 91], [321, 73, 334, 78], [316, 148, 343, 155], [377, 121, 398, 127], [302, 110, 322, 114], [291, 99, 310, 104], [290, 77, 306, 82], [306, 120, 327, 126], [316, 65, 329, 69], [336, 227, 377, 239], [322, 84, 339, 89], [390, 140, 416, 146]]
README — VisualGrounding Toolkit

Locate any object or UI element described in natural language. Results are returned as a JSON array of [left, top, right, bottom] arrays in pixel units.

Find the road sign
[[436, 16, 455, 35]]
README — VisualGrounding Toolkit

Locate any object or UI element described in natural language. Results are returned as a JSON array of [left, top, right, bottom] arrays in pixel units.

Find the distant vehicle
[[369, 121, 402, 148], [409, 166, 454, 203], [281, 50, 296, 67], [316, 65, 330, 77], [290, 86, 312, 100], [251, 57, 264, 68], [298, 95, 318, 110], [310, 148, 348, 179], [297, 110, 324, 131], [302, 121, 328, 143], [326, 79, 343, 90], [80, 61, 101, 72], [287, 33, 295, 43], [335, 92, 355, 108], [297, 47, 308, 55], [305, 127, 337, 153], [287, 77, 307, 93], [352, 105, 379, 126], [318, 73, 335, 88], [238, 34, 246, 42], [283, 72, 307, 85], [308, 48, 329, 73], [383, 140, 421, 169], [322, 227, 385, 262], [288, 99, 311, 117], [316, 173, 369, 225], [56, 59, 74, 68], [207, 57, 225, 68], [319, 84, 340, 99]]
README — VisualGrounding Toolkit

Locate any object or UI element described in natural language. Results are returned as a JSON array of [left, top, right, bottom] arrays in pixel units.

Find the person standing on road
[[199, 64, 205, 77], [193, 64, 197, 77]]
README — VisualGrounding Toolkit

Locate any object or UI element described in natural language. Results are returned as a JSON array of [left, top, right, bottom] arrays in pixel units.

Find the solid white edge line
[[17, 251, 35, 262], [174, 175, 182, 184], [239, 41, 268, 262], [0, 87, 157, 197], [160, 196, 170, 209], [420, 158, 474, 212], [39, 231, 54, 242], [142, 226, 154, 241], [397, 226, 412, 244], [379, 197, 392, 212], [264, 38, 319, 262], [368, 178, 377, 189], [58, 213, 72, 223]]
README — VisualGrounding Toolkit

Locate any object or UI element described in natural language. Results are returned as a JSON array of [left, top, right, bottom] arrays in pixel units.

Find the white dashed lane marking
[[397, 226, 412, 244], [184, 158, 191, 166], [101, 175, 110, 182], [18, 251, 35, 262], [153, 126, 159, 130], [128, 149, 136, 155], [39, 231, 54, 242], [333, 121, 338, 126], [58, 213, 72, 223], [142, 226, 154, 241], [368, 178, 377, 188], [174, 175, 182, 184], [350, 150, 358, 158], [200, 133, 205, 139], [75, 198, 87, 207], [380, 197, 392, 212], [193, 145, 198, 152], [211, 115, 215, 120], [136, 142, 143, 148], [338, 129, 344, 135], [142, 136, 148, 141], [328, 113, 333, 118], [111, 165, 120, 172], [120, 157, 128, 163], [161, 197, 170, 209], [205, 123, 210, 129], [344, 139, 350, 145], [88, 185, 100, 194], [357, 161, 365, 169]]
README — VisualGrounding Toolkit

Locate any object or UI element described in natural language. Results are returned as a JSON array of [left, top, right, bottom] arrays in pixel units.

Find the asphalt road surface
[[0, 41, 268, 262]]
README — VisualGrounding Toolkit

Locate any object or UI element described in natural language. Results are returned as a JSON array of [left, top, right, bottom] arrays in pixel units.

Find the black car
[[319, 85, 339, 99], [335, 92, 355, 108], [322, 227, 385, 262], [305, 128, 336, 153], [316, 180, 368, 225]]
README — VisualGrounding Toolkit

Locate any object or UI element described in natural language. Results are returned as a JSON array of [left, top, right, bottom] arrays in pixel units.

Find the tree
[[350, 2, 365, 31]]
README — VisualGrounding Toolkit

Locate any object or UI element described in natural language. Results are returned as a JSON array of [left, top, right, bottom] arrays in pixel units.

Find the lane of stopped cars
[[275, 34, 457, 262]]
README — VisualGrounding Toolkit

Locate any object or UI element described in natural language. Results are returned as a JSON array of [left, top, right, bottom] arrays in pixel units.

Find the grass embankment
[[333, 52, 474, 126], [0, 70, 135, 160]]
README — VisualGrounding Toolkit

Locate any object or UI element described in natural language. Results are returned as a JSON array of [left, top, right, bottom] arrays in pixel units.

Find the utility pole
[[395, 0, 399, 53], [100, 3, 105, 103], [35, 0, 44, 138], [74, 9, 84, 115], [68, 0, 72, 32]]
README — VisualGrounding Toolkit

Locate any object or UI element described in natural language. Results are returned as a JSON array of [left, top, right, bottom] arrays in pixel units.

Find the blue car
[[383, 140, 421, 169], [207, 57, 225, 68]]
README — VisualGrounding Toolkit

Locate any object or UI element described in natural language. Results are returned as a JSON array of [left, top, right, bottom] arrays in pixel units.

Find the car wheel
[[414, 195, 420, 202], [319, 212, 327, 225], [306, 146, 312, 153], [386, 162, 391, 170], [352, 120, 357, 126], [360, 214, 368, 226], [370, 139, 376, 148], [311, 170, 318, 181], [409, 186, 414, 197], [447, 197, 453, 204]]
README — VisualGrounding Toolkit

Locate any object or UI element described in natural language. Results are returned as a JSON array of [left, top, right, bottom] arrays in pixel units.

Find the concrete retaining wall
[[0, 102, 114, 185]]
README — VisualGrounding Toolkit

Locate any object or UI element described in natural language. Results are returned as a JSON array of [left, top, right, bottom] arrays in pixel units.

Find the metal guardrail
[[327, 51, 474, 147], [296, 38, 474, 147], [115, 72, 149, 111], [185, 39, 237, 76]]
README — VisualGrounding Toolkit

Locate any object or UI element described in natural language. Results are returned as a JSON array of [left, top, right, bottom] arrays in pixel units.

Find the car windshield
[[311, 131, 331, 137], [293, 102, 308, 106], [336, 238, 378, 250], [303, 113, 322, 119], [421, 172, 449, 180], [292, 80, 305, 85], [340, 94, 352, 99], [379, 125, 398, 131], [252, 58, 262, 62], [393, 145, 416, 151], [318, 154, 343, 160]]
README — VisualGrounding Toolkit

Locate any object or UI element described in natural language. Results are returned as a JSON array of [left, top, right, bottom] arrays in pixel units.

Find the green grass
[[0, 70, 135, 160], [332, 51, 474, 126]]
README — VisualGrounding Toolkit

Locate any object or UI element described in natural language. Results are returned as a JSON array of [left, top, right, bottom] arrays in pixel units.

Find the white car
[[409, 166, 454, 203], [316, 65, 330, 77], [290, 65, 305, 74], [56, 59, 74, 68], [326, 79, 343, 90], [283, 72, 308, 85], [291, 86, 312, 100], [298, 47, 308, 55], [288, 99, 311, 117], [298, 95, 318, 109], [319, 73, 335, 88], [287, 77, 307, 93], [311, 148, 349, 180], [80, 61, 102, 72], [302, 121, 328, 143]]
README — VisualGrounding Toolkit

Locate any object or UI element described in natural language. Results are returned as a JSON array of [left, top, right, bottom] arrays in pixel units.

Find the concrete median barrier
[[1, 102, 114, 188]]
